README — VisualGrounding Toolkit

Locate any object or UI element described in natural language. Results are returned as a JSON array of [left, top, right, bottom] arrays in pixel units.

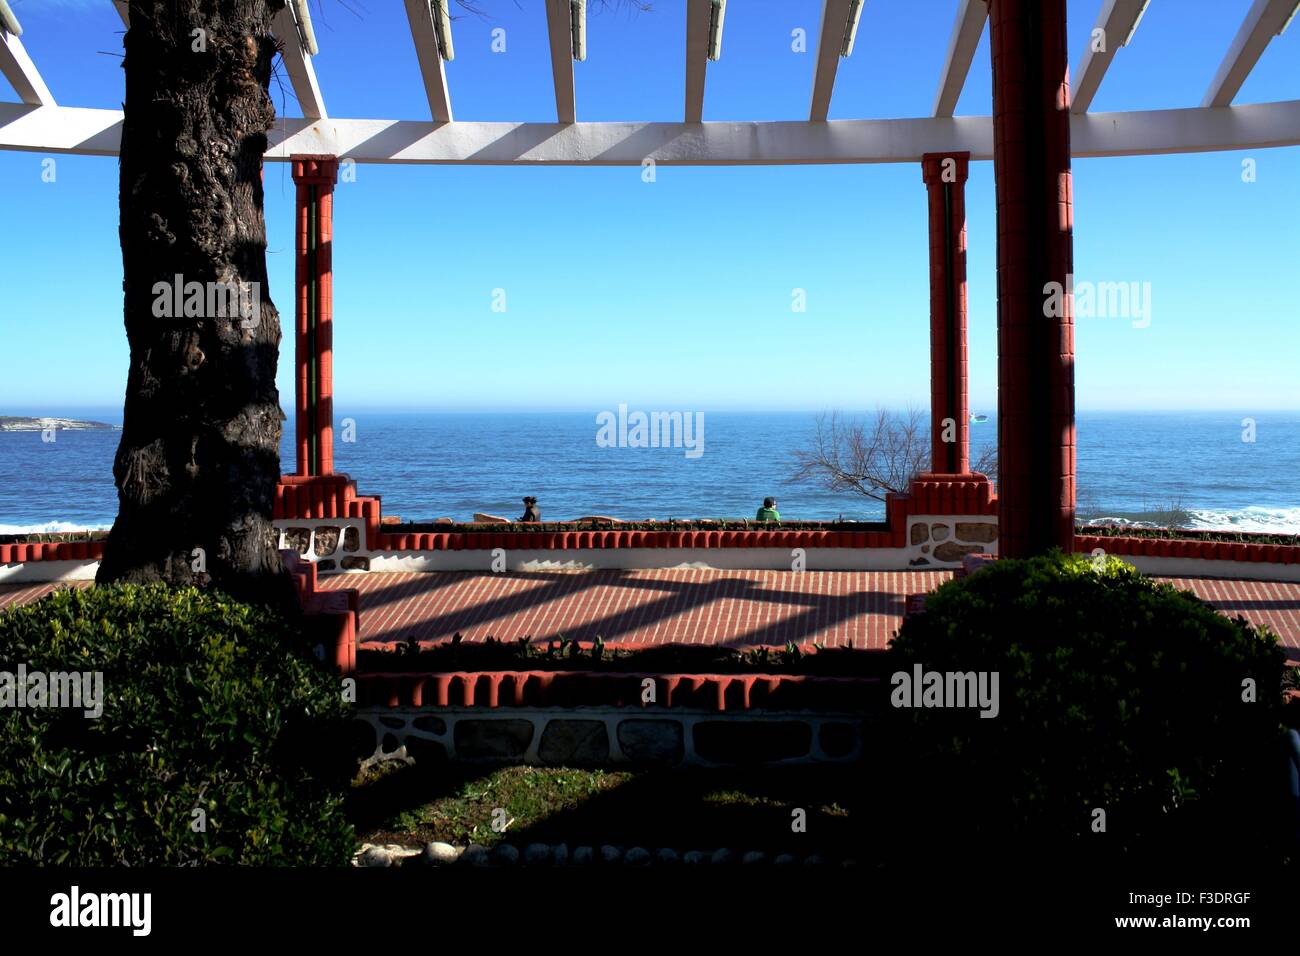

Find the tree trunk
[[99, 0, 291, 606]]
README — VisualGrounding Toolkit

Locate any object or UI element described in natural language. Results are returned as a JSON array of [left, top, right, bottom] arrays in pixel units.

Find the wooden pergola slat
[[546, 0, 577, 124], [932, 0, 987, 118], [809, 0, 852, 122], [404, 0, 453, 123], [272, 3, 326, 120], [684, 0, 712, 123], [0, 31, 54, 107], [1203, 0, 1297, 108]]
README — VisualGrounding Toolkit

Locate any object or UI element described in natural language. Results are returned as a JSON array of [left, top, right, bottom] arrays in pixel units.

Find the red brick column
[[988, 0, 1076, 557], [921, 151, 971, 475], [291, 155, 339, 477]]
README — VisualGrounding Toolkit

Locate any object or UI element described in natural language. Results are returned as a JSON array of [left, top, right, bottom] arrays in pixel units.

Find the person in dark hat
[[519, 496, 541, 523]]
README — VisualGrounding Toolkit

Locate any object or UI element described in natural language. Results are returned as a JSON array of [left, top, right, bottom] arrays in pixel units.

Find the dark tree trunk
[[100, 0, 292, 606]]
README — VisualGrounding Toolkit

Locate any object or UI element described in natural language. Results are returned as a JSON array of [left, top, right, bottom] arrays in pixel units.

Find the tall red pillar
[[988, 0, 1076, 558], [291, 155, 339, 477], [922, 151, 971, 475]]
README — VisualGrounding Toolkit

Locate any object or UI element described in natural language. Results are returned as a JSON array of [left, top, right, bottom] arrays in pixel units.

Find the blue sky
[[1, 0, 1297, 414]]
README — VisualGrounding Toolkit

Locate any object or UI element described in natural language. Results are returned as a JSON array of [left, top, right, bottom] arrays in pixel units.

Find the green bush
[[0, 584, 356, 865], [886, 551, 1287, 858]]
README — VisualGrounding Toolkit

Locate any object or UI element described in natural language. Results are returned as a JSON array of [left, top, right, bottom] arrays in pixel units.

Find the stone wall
[[906, 516, 999, 568], [355, 706, 865, 770]]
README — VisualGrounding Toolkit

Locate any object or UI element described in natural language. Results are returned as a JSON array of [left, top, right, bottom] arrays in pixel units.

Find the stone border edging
[[354, 841, 855, 869]]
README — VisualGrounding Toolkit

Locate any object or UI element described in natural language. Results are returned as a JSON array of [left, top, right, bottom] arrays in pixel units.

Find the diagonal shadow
[[356, 570, 618, 643], [356, 569, 915, 649], [341, 567, 608, 618], [716, 589, 906, 648]]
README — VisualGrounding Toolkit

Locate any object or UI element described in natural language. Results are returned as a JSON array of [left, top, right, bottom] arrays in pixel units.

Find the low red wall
[[11, 473, 1299, 567], [357, 670, 879, 713], [1075, 534, 1300, 565], [279, 471, 1000, 553], [0, 540, 105, 563]]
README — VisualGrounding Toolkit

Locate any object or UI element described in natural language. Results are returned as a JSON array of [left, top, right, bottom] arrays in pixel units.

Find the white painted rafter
[[0, 30, 54, 107], [932, 0, 987, 118], [545, 0, 576, 124], [684, 0, 712, 123], [1073, 0, 1149, 114], [272, 2, 326, 120], [809, 0, 852, 122], [1203, 0, 1298, 108], [404, 0, 452, 123]]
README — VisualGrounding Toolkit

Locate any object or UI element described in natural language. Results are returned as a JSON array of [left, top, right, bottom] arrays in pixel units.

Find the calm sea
[[1, 410, 1297, 534]]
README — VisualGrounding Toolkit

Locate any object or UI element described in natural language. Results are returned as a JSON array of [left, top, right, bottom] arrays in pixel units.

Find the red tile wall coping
[[355, 669, 882, 713], [1075, 534, 1300, 565], [273, 473, 384, 545], [0, 540, 106, 563], [282, 549, 359, 673], [371, 528, 904, 551]]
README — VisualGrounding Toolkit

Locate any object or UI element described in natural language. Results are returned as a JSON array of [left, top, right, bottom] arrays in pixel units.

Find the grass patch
[[349, 763, 860, 856]]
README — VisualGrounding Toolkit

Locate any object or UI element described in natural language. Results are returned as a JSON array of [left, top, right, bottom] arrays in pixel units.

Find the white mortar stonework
[[273, 518, 371, 569], [356, 706, 866, 770], [905, 515, 999, 568]]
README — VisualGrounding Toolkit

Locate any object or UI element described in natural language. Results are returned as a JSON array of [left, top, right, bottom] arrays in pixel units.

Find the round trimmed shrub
[[886, 551, 1287, 858], [0, 584, 356, 865]]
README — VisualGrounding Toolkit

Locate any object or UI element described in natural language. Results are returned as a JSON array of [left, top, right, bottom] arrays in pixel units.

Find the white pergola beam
[[271, 4, 326, 120], [1073, 0, 1151, 114], [932, 0, 987, 118], [684, 0, 712, 123], [403, 0, 452, 123], [810, 0, 852, 122], [0, 31, 55, 107], [6, 101, 1298, 166], [1202, 0, 1296, 108], [545, 0, 576, 124]]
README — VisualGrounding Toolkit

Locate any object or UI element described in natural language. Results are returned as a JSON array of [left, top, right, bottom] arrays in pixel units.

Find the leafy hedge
[[885, 551, 1289, 859], [359, 633, 893, 676], [1078, 525, 1300, 546], [0, 584, 356, 865]]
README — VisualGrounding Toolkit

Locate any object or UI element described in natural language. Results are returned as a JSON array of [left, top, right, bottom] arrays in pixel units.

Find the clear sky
[[1, 0, 1297, 414]]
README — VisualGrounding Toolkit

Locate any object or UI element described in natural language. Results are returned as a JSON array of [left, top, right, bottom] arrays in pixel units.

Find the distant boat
[[970, 413, 989, 423]]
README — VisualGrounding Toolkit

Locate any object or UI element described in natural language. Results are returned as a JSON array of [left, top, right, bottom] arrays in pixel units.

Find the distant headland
[[0, 416, 119, 432]]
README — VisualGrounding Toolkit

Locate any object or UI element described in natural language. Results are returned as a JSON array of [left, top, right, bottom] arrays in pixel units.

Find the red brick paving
[[2, 571, 1298, 659], [328, 569, 951, 650]]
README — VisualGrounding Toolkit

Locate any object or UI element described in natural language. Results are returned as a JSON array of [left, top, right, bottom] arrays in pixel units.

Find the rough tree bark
[[99, 0, 291, 606]]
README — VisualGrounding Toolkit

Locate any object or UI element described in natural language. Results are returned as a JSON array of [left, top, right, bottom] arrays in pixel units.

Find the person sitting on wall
[[519, 496, 541, 523], [755, 497, 781, 522]]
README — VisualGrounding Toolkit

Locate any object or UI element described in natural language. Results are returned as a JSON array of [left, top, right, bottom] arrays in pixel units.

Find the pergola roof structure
[[1, 0, 1297, 166]]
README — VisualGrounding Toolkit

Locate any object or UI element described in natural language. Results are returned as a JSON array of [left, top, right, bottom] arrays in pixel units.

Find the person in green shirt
[[755, 497, 781, 522]]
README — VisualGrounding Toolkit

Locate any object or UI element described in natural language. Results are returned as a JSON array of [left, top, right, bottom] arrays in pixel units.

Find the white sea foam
[[1081, 507, 1300, 535], [0, 521, 110, 535], [1183, 507, 1300, 535]]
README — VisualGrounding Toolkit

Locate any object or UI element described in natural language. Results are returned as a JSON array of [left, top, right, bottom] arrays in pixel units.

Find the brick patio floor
[[3, 570, 1298, 659]]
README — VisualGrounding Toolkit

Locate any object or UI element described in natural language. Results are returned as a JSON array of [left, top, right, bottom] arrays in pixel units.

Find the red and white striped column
[[988, 0, 1077, 558], [291, 155, 339, 477], [922, 151, 971, 476]]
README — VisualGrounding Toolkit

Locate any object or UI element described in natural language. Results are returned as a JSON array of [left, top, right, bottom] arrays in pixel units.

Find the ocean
[[1, 410, 1297, 534]]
